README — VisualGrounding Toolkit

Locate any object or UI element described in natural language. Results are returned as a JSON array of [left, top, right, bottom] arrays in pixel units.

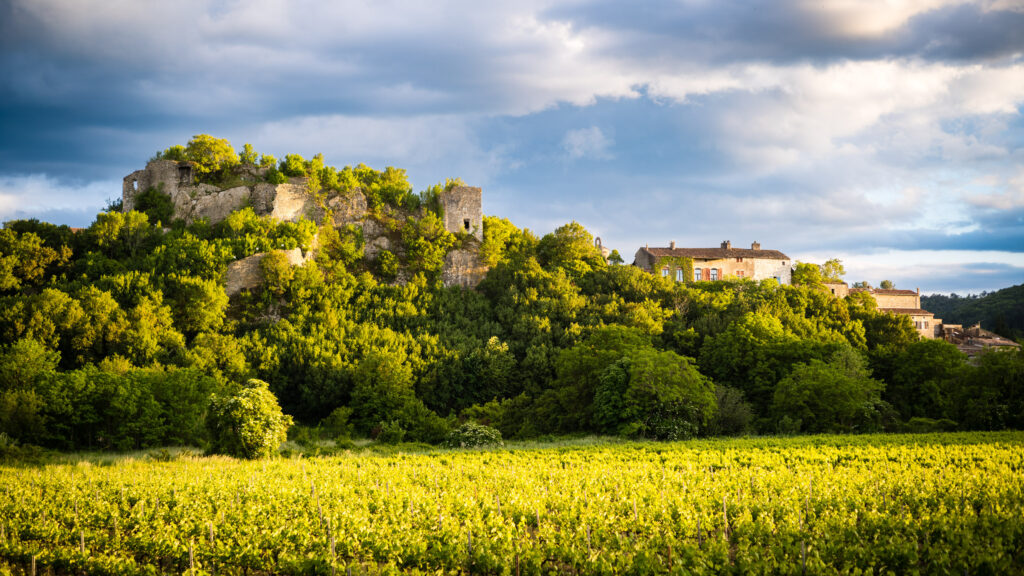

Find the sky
[[1, 0, 1023, 294]]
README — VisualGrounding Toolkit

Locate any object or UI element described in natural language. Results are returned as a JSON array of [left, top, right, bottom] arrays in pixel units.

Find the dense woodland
[[923, 284, 1024, 341], [1, 138, 1022, 454]]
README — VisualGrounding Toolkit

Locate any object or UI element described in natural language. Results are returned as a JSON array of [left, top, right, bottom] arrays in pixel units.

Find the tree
[[537, 221, 606, 278], [607, 250, 624, 265], [880, 280, 895, 290], [821, 258, 845, 282], [772, 347, 884, 433], [207, 379, 292, 459], [184, 134, 239, 179], [791, 262, 824, 287], [239, 143, 258, 166]]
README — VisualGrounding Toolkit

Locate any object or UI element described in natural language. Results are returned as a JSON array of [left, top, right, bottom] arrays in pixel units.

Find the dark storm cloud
[[545, 0, 1024, 64]]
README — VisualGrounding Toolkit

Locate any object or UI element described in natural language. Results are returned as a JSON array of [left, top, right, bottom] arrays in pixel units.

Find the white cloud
[[561, 126, 613, 160], [0, 174, 115, 224], [253, 114, 509, 188]]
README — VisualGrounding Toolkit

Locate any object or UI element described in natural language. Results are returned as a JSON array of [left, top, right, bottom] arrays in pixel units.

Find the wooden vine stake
[[189, 539, 195, 576], [80, 530, 85, 555], [31, 554, 36, 576], [801, 540, 806, 575], [586, 525, 592, 554]]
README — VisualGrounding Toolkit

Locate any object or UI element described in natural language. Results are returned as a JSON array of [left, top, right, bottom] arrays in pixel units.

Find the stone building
[[439, 186, 482, 241], [849, 287, 941, 339], [633, 240, 792, 284]]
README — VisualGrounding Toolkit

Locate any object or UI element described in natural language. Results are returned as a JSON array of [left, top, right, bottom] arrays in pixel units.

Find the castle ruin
[[123, 159, 487, 289]]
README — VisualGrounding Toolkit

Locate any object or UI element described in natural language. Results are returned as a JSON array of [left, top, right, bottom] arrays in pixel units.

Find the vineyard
[[2, 432, 1023, 575]]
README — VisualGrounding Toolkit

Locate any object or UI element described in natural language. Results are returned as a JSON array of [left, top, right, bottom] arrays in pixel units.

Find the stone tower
[[439, 186, 483, 241]]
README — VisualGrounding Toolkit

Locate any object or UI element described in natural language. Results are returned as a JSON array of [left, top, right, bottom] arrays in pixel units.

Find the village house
[[633, 241, 792, 284]]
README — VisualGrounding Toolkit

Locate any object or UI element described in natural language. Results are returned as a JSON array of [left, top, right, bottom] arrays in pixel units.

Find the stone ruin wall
[[124, 160, 487, 291]]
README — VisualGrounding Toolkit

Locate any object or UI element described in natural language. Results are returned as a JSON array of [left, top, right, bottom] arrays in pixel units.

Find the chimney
[[751, 241, 761, 250], [670, 240, 676, 250], [721, 240, 731, 249]]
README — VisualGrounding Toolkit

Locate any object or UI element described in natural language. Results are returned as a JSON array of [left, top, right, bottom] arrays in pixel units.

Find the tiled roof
[[882, 308, 934, 316], [641, 247, 789, 260], [849, 288, 919, 296]]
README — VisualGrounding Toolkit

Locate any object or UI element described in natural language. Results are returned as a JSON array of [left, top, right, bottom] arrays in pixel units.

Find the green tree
[[537, 221, 606, 278], [184, 134, 239, 179], [772, 347, 884, 433], [880, 279, 895, 290], [791, 262, 824, 287], [607, 249, 624, 265], [239, 143, 258, 166], [207, 379, 293, 459], [260, 250, 296, 297]]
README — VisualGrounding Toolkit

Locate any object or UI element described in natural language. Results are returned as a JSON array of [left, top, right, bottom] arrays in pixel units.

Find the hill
[[2, 135, 1023, 455], [923, 284, 1024, 341]]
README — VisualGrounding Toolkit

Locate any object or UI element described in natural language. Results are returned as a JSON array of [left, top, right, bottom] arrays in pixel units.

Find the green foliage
[[182, 134, 240, 180], [207, 378, 292, 459], [537, 221, 606, 278], [376, 250, 399, 281], [279, 154, 307, 177], [260, 250, 296, 296], [133, 186, 175, 224], [880, 279, 895, 289], [239, 143, 259, 165], [444, 422, 503, 448], [922, 284, 1024, 341], [607, 249, 624, 265], [772, 347, 885, 433]]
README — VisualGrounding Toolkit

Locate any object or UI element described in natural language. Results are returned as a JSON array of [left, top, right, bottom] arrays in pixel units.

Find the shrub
[[444, 422, 503, 448], [207, 379, 293, 459], [376, 420, 406, 445]]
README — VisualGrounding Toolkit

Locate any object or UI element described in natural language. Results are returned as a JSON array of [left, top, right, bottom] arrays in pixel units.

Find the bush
[[207, 379, 293, 459], [376, 420, 406, 445], [444, 422, 503, 448]]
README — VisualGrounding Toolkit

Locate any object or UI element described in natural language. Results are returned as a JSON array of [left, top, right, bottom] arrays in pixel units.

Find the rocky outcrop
[[125, 159, 491, 288], [443, 247, 488, 288], [225, 248, 310, 296]]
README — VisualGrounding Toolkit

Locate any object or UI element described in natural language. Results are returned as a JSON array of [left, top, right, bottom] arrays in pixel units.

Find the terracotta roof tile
[[641, 247, 790, 260]]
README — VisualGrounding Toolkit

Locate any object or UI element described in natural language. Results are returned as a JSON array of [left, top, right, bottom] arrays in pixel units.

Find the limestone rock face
[[365, 236, 391, 260], [269, 184, 321, 222], [443, 247, 488, 288], [225, 248, 309, 297], [191, 186, 251, 223], [329, 190, 368, 226]]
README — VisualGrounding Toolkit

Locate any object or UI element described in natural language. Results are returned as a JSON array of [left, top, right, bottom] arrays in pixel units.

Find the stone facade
[[440, 186, 483, 241], [847, 287, 941, 339], [634, 240, 792, 284]]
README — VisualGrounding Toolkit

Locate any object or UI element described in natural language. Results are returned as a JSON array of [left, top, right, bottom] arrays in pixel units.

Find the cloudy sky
[[2, 0, 1023, 294]]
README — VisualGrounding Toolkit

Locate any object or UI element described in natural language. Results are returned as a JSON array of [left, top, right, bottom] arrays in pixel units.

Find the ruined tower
[[439, 186, 483, 241]]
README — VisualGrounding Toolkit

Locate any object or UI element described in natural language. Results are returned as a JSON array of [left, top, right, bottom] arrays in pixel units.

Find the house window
[[661, 266, 670, 278], [736, 257, 743, 262], [710, 268, 718, 281], [676, 269, 684, 282], [924, 321, 929, 329], [463, 218, 471, 231], [737, 270, 744, 277], [695, 268, 702, 281]]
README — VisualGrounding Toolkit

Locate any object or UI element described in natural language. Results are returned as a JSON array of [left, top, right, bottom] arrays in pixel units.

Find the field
[[2, 433, 1023, 575]]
